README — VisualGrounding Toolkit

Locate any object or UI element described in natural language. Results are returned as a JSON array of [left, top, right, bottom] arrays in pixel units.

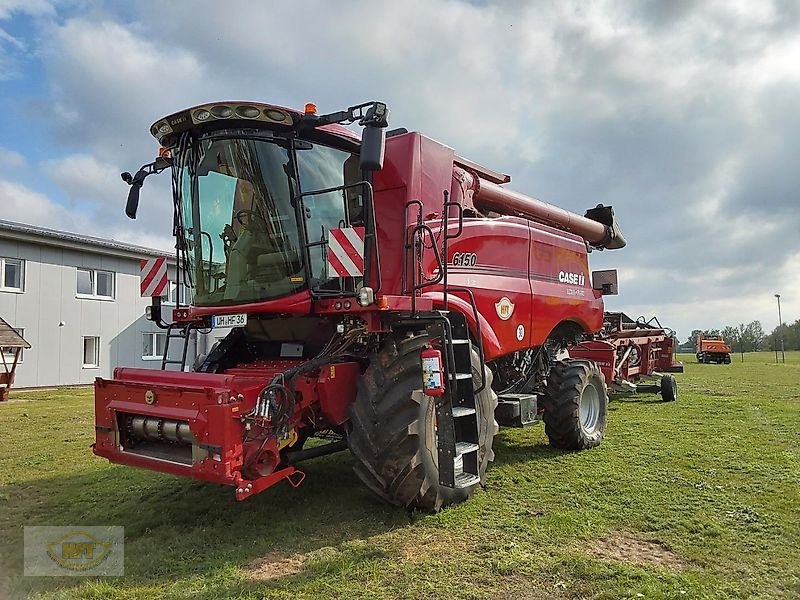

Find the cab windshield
[[177, 132, 359, 306]]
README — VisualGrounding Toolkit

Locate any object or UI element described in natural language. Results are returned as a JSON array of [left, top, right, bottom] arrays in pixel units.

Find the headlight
[[265, 109, 287, 122], [357, 286, 374, 307], [236, 105, 261, 118], [210, 105, 233, 118]]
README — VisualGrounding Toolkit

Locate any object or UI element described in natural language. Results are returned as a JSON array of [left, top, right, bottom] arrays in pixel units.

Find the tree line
[[681, 318, 800, 353]]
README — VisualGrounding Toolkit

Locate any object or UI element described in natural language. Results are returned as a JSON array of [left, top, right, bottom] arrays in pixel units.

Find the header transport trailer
[[93, 100, 626, 511], [569, 313, 683, 402]]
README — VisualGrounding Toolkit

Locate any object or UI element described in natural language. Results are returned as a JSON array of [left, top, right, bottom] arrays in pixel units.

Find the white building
[[0, 219, 213, 388]]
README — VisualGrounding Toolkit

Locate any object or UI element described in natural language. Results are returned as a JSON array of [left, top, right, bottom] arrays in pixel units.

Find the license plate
[[212, 313, 248, 328]]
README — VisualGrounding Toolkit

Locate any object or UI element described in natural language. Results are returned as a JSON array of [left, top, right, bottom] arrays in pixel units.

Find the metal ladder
[[402, 194, 485, 489], [431, 311, 482, 489], [161, 323, 190, 371]]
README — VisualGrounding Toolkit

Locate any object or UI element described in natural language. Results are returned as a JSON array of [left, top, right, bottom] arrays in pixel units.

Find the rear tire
[[347, 334, 498, 512], [660, 374, 677, 402], [542, 359, 608, 450]]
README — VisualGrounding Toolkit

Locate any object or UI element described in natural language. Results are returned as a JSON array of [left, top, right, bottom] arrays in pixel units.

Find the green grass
[[1, 352, 799, 599]]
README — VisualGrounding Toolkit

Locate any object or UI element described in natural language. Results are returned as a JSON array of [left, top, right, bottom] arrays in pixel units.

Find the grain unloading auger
[[94, 99, 626, 511]]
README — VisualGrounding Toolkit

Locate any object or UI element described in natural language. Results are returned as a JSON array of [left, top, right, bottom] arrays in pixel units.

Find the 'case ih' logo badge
[[495, 297, 515, 321]]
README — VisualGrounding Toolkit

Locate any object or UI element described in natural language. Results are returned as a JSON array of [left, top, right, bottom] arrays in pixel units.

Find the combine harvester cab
[[94, 99, 627, 511], [569, 312, 683, 402]]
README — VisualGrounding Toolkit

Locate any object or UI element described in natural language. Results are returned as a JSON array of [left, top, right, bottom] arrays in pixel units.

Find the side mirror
[[122, 156, 172, 220], [123, 168, 150, 220], [592, 269, 618, 295], [125, 181, 142, 219], [360, 125, 385, 171]]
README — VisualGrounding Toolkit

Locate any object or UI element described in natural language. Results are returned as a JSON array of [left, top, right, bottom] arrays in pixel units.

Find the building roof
[[0, 317, 30, 349], [0, 219, 172, 261]]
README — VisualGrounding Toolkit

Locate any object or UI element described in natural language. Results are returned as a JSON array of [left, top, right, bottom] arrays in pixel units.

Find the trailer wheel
[[660, 374, 677, 402], [347, 334, 498, 512], [542, 359, 608, 450]]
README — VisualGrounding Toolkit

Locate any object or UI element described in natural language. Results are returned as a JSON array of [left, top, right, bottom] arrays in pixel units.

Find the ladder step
[[452, 406, 476, 418], [454, 472, 481, 488], [455, 442, 479, 456]]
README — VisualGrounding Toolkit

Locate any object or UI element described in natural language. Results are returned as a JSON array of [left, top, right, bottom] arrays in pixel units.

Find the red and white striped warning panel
[[140, 257, 169, 297], [327, 227, 365, 277]]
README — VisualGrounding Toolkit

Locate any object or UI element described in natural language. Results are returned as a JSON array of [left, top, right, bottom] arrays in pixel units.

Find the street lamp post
[[775, 293, 785, 364]]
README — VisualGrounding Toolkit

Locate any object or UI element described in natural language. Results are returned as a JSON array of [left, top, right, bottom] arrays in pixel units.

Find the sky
[[0, 0, 798, 341]]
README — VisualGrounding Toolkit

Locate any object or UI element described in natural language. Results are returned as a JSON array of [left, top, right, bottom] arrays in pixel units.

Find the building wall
[[0, 237, 208, 388]]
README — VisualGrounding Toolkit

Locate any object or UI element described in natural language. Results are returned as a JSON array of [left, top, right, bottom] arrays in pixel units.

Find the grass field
[[1, 351, 798, 599]]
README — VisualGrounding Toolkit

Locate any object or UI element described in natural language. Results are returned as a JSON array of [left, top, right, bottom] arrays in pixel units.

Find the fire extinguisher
[[420, 345, 446, 396]]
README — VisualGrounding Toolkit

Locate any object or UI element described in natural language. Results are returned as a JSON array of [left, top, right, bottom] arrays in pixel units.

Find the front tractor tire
[[347, 334, 498, 512], [543, 359, 609, 450]]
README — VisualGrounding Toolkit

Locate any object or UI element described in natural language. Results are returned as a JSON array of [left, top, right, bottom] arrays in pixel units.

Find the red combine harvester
[[94, 100, 626, 511], [570, 313, 683, 401]]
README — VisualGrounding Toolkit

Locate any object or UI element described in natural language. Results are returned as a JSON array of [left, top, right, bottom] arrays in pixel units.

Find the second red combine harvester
[[94, 100, 627, 511]]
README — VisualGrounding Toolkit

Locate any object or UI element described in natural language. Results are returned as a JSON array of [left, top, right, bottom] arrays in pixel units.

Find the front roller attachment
[[93, 368, 304, 501]]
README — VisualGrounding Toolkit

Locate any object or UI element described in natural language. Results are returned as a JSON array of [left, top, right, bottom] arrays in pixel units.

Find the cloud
[[0, 0, 796, 340], [0, 178, 81, 229], [0, 0, 53, 20], [0, 176, 173, 251], [42, 153, 122, 205], [0, 0, 53, 79], [0, 26, 25, 80], [0, 145, 25, 170], [41, 152, 175, 250], [43, 18, 206, 162]]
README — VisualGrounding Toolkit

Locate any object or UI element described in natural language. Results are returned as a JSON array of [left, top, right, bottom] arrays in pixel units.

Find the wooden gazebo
[[0, 317, 30, 401]]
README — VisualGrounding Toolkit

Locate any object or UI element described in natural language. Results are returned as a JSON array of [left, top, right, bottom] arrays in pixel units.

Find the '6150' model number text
[[451, 252, 478, 267]]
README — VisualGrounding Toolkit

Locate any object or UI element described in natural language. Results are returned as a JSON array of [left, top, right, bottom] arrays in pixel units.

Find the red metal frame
[[569, 313, 683, 393]]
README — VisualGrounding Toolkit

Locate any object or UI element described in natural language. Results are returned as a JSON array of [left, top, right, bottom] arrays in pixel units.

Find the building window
[[1, 328, 24, 363], [142, 332, 167, 360], [0, 258, 24, 292], [166, 281, 191, 305], [82, 336, 100, 368], [77, 268, 115, 299]]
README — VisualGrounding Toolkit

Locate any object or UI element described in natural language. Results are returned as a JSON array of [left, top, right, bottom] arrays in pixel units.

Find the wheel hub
[[579, 384, 601, 432]]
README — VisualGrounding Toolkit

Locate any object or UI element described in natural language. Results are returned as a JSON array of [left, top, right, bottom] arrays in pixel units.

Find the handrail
[[298, 180, 379, 297]]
